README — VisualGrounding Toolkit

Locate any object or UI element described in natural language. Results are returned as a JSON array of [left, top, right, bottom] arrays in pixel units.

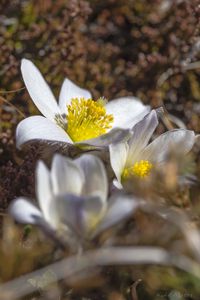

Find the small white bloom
[[9, 154, 139, 240], [16, 59, 150, 149], [109, 110, 195, 187]]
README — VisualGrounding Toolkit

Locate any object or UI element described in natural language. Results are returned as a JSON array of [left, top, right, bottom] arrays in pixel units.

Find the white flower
[[109, 110, 195, 188], [9, 154, 139, 240], [16, 59, 150, 149]]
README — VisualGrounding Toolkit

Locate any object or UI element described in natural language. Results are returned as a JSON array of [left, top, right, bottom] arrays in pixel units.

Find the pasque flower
[[16, 59, 150, 149], [9, 154, 139, 240], [109, 110, 195, 187]]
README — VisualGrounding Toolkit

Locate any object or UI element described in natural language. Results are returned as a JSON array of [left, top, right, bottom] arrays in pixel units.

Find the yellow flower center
[[122, 160, 153, 180], [66, 98, 114, 142]]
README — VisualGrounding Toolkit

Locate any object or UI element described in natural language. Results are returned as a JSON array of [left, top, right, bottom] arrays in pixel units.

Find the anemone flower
[[109, 110, 195, 188], [9, 154, 139, 242], [16, 59, 150, 149]]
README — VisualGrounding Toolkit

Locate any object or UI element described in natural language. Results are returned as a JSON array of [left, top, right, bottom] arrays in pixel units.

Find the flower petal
[[93, 194, 139, 236], [21, 59, 60, 120], [109, 142, 129, 183], [51, 154, 84, 196], [16, 116, 72, 149], [56, 194, 83, 235], [75, 154, 108, 204], [126, 110, 158, 165], [113, 179, 123, 189], [56, 193, 103, 236], [76, 128, 131, 148], [105, 97, 150, 129], [82, 196, 106, 234], [9, 197, 43, 225], [36, 161, 59, 227], [59, 78, 92, 113], [142, 129, 195, 163]]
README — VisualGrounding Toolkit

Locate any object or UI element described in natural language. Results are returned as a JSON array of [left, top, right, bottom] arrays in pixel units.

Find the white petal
[[56, 194, 83, 234], [94, 194, 139, 236], [106, 97, 150, 129], [16, 116, 72, 149], [9, 197, 43, 225], [109, 142, 129, 183], [36, 161, 59, 227], [76, 128, 131, 148], [21, 59, 60, 120], [51, 154, 84, 196], [59, 78, 92, 113], [113, 179, 123, 189], [127, 110, 158, 165], [83, 196, 106, 234], [56, 194, 104, 235], [75, 154, 108, 204], [84, 196, 105, 216], [142, 129, 195, 163]]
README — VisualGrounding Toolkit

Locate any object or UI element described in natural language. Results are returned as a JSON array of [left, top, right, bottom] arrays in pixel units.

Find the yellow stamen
[[122, 160, 153, 180], [66, 98, 114, 142]]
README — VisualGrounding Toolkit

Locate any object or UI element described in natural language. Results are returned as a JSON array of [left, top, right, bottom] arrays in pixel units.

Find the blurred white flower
[[16, 59, 150, 149], [109, 110, 195, 188], [9, 154, 139, 240]]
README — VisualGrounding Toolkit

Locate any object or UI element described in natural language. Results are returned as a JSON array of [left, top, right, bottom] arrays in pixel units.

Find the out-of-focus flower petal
[[76, 127, 131, 148], [109, 142, 129, 183], [56, 194, 104, 236], [83, 196, 106, 234], [127, 110, 158, 165], [59, 78, 92, 114], [21, 59, 60, 121], [51, 154, 84, 196], [16, 116, 72, 149], [93, 194, 140, 236], [9, 197, 43, 225], [55, 194, 85, 235], [75, 154, 108, 204], [84, 196, 105, 216], [113, 179, 123, 189], [36, 161, 59, 227], [105, 97, 150, 129], [142, 129, 195, 163]]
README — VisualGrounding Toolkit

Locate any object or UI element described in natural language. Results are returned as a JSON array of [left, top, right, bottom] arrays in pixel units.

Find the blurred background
[[0, 1, 200, 299]]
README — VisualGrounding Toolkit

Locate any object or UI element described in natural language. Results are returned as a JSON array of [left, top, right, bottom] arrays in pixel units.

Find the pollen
[[66, 98, 114, 142], [122, 160, 153, 180]]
